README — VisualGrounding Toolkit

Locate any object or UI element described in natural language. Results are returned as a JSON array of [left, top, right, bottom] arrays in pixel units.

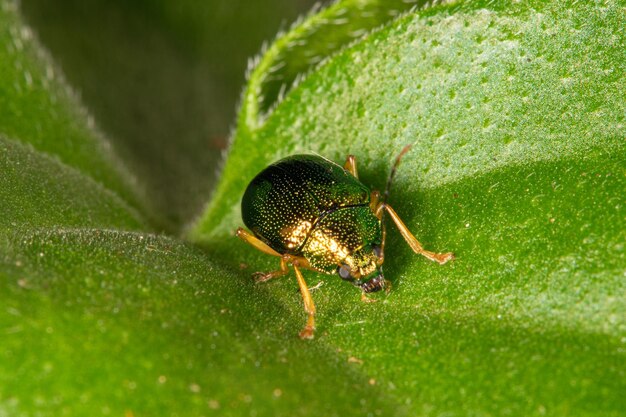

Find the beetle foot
[[433, 252, 455, 265], [299, 325, 315, 339], [252, 271, 275, 283], [361, 293, 378, 303]]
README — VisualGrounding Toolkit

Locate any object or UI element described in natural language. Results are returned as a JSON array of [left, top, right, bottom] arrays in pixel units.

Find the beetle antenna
[[382, 144, 413, 205]]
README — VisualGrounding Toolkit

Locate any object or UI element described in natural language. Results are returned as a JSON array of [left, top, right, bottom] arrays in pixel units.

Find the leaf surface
[[2, 0, 625, 416]]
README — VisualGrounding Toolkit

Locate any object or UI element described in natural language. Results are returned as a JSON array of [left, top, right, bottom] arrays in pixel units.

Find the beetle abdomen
[[241, 155, 371, 253]]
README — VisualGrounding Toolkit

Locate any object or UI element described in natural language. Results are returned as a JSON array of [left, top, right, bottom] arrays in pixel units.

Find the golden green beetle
[[237, 146, 453, 339]]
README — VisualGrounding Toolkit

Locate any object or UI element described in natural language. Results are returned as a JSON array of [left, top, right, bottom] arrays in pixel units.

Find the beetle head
[[359, 269, 387, 293], [336, 244, 385, 292]]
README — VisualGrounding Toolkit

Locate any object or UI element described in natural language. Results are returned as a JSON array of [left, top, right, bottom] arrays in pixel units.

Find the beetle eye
[[337, 264, 352, 280], [372, 245, 383, 258]]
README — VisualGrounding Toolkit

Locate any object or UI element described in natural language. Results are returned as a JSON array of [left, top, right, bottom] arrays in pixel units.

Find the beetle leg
[[237, 228, 290, 282], [380, 220, 387, 264], [252, 253, 313, 283], [293, 263, 316, 339], [236, 227, 282, 257], [252, 257, 289, 283], [380, 204, 455, 264], [367, 190, 388, 263], [237, 228, 317, 338], [370, 190, 381, 216], [360, 292, 378, 303], [343, 155, 359, 178]]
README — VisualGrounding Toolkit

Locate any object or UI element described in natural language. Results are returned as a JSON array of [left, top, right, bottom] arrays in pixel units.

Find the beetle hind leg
[[236, 228, 282, 257], [343, 155, 359, 178], [380, 204, 455, 264]]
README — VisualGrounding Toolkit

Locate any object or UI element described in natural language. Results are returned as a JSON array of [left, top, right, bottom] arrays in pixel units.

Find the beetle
[[236, 145, 454, 339]]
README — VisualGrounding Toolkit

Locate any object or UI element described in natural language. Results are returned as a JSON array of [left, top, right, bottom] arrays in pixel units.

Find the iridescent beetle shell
[[241, 155, 385, 290]]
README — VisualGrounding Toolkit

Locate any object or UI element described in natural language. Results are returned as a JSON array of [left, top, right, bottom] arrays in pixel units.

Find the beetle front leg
[[360, 292, 378, 303], [293, 263, 316, 339], [379, 204, 455, 264]]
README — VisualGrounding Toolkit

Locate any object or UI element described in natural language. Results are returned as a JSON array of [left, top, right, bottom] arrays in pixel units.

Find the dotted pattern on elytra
[[241, 155, 371, 254], [302, 206, 382, 274]]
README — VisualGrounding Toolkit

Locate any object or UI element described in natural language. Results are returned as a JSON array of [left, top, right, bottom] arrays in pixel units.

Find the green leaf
[[191, 0, 626, 415], [2, 230, 398, 416], [0, 137, 146, 233], [0, 1, 142, 212], [244, 0, 438, 124], [2, 0, 625, 416]]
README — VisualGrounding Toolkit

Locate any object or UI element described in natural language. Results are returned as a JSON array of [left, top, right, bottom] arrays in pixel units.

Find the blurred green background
[[20, 0, 319, 231]]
